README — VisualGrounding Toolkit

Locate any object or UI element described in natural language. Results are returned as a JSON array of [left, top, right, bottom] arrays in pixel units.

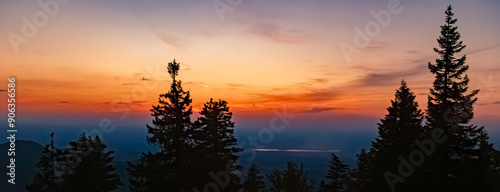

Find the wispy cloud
[[181, 63, 191, 71], [464, 44, 500, 55], [312, 78, 329, 83], [351, 43, 500, 89], [150, 22, 186, 49], [302, 107, 344, 114], [103, 100, 148, 105], [186, 81, 209, 88], [364, 41, 388, 51], [123, 83, 139, 86], [251, 89, 338, 103], [227, 83, 247, 87], [155, 32, 184, 49], [479, 101, 500, 106], [354, 61, 428, 87], [243, 21, 312, 43]]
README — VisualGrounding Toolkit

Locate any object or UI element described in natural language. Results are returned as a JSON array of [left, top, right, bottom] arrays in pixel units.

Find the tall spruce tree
[[128, 59, 195, 191], [242, 164, 266, 192], [146, 59, 193, 150], [267, 161, 315, 192], [59, 133, 122, 192], [319, 153, 351, 192], [26, 133, 60, 192], [424, 5, 497, 191], [356, 80, 424, 192], [192, 98, 243, 191]]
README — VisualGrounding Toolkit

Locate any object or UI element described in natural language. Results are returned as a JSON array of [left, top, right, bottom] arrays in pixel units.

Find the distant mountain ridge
[[0, 140, 43, 192]]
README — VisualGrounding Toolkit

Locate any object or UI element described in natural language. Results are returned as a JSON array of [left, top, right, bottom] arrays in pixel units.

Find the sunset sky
[[1, 0, 499, 148]]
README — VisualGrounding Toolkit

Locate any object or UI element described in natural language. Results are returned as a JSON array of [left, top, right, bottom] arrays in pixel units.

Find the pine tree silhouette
[[355, 80, 424, 191], [319, 153, 351, 192], [59, 133, 122, 192], [128, 59, 196, 191], [242, 164, 266, 192], [26, 133, 60, 192], [192, 98, 243, 191], [424, 5, 498, 191], [146, 59, 193, 151], [267, 161, 315, 192]]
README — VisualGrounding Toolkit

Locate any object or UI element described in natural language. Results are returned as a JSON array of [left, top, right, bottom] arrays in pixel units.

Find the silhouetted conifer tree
[[59, 133, 122, 192], [357, 80, 424, 191], [243, 164, 266, 192], [128, 59, 195, 191], [146, 59, 193, 152], [268, 161, 315, 192], [192, 98, 243, 191], [319, 153, 351, 192], [424, 5, 498, 191], [26, 133, 60, 192]]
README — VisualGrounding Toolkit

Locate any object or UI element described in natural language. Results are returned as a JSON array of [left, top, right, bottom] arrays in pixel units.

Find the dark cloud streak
[[302, 107, 345, 114]]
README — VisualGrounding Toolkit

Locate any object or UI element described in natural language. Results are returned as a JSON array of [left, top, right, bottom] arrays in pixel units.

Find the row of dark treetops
[[26, 5, 500, 192]]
